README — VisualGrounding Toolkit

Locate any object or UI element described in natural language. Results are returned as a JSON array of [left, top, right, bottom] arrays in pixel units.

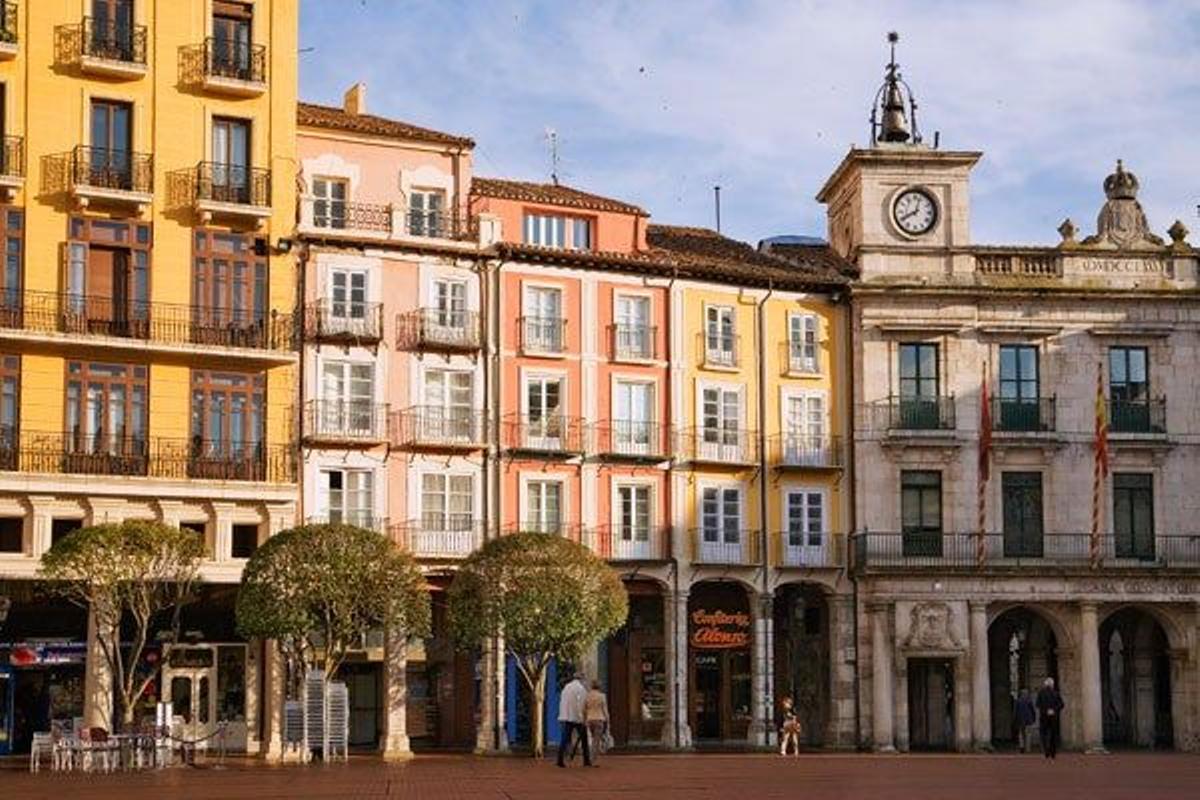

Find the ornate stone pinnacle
[[1168, 219, 1189, 245], [1057, 218, 1078, 244], [1103, 159, 1140, 200]]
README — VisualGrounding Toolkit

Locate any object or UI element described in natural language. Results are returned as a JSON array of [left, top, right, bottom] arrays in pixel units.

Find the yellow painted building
[[0, 0, 298, 752]]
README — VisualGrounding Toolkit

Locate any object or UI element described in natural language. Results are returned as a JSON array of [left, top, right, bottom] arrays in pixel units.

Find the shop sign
[[5, 643, 87, 666], [689, 608, 751, 649]]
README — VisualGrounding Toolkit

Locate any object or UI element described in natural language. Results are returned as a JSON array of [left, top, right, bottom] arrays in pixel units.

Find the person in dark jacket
[[1014, 689, 1037, 753], [1035, 677, 1064, 759]]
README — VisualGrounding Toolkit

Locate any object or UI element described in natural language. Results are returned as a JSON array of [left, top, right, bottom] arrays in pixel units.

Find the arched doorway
[[688, 581, 753, 743], [604, 579, 666, 746], [772, 584, 829, 747], [1100, 608, 1173, 749], [988, 607, 1059, 748]]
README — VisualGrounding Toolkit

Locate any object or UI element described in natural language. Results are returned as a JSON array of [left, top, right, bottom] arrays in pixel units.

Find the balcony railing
[[304, 301, 383, 343], [300, 196, 480, 242], [203, 36, 266, 84], [502, 522, 587, 540], [775, 531, 839, 568], [689, 528, 761, 566], [674, 426, 758, 465], [393, 406, 488, 450], [873, 395, 957, 431], [700, 332, 739, 369], [780, 341, 820, 375], [582, 525, 671, 562], [72, 146, 153, 194], [2, 433, 295, 483], [769, 434, 843, 469], [304, 400, 389, 444], [195, 162, 271, 207], [391, 520, 483, 558], [610, 324, 656, 360], [852, 531, 1200, 570], [79, 16, 147, 65], [501, 413, 587, 455], [593, 420, 668, 461], [1108, 398, 1167, 435], [404, 208, 478, 240], [305, 513, 387, 533], [520, 316, 566, 355], [311, 199, 391, 233], [0, 3, 16, 46], [4, 291, 296, 352], [395, 308, 481, 352], [991, 396, 1056, 433], [0, 136, 23, 178], [974, 250, 1062, 278]]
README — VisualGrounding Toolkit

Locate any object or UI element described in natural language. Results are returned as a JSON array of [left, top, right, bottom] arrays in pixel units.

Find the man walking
[[1014, 688, 1037, 753], [556, 672, 591, 768], [1035, 677, 1064, 759]]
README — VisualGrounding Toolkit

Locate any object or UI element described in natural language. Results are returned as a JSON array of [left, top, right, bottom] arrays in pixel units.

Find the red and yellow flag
[[1094, 367, 1109, 477]]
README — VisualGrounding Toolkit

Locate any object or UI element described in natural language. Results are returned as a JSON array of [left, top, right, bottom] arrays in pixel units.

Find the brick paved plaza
[[3, 753, 1198, 799]]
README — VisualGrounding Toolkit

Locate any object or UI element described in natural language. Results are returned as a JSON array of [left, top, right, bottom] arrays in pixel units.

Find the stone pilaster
[[261, 639, 284, 761], [969, 601, 992, 750], [475, 635, 507, 753], [869, 600, 896, 752], [748, 592, 775, 747], [1078, 601, 1106, 754], [381, 632, 411, 760], [662, 589, 692, 749]]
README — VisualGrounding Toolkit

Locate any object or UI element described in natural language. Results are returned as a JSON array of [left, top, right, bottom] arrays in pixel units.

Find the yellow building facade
[[0, 0, 298, 753]]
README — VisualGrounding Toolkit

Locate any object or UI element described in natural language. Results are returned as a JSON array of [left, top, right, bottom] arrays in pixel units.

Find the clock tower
[[816, 34, 982, 281]]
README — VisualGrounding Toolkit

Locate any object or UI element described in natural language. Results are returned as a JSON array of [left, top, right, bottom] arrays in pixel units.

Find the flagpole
[[1091, 362, 1107, 570], [977, 361, 990, 568]]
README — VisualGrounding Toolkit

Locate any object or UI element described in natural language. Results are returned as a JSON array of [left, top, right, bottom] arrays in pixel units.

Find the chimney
[[343, 83, 367, 116]]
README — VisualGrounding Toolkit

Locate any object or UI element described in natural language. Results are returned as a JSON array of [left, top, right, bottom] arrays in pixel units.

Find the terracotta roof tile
[[759, 241, 861, 278], [471, 177, 648, 216], [297, 102, 474, 148]]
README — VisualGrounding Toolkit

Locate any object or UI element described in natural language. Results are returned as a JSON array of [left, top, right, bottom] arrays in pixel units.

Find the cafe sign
[[690, 608, 751, 649]]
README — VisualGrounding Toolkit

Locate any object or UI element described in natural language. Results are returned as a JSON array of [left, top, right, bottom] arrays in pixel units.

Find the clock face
[[893, 189, 938, 235]]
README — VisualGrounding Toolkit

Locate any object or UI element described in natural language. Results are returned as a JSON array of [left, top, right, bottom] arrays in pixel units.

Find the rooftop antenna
[[714, 185, 722, 234], [545, 127, 560, 186]]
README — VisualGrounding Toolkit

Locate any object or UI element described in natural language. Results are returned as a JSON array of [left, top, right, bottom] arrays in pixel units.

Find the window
[[1001, 472, 1043, 558], [431, 278, 467, 328], [88, 100, 133, 189], [231, 524, 258, 559], [312, 178, 347, 229], [421, 473, 473, 531], [900, 470, 942, 557], [190, 370, 264, 464], [705, 306, 736, 366], [0, 516, 21, 553], [0, 355, 17, 468], [525, 375, 563, 441], [522, 285, 563, 352], [785, 490, 824, 549], [788, 314, 819, 373], [570, 218, 592, 251], [211, 1, 254, 80], [614, 295, 651, 359], [319, 469, 374, 528], [1109, 346, 1155, 433], [998, 344, 1040, 431], [64, 216, 152, 338], [328, 267, 366, 322], [520, 213, 593, 251], [192, 229, 267, 344], [701, 386, 740, 446], [616, 485, 651, 542], [613, 380, 653, 451], [701, 487, 741, 547], [424, 369, 473, 439], [783, 393, 826, 465], [51, 519, 80, 547], [525, 479, 562, 533], [1112, 473, 1154, 560], [320, 361, 374, 436], [211, 117, 251, 203], [90, 0, 136, 61], [65, 361, 147, 457], [408, 189, 445, 237], [898, 343, 940, 428], [0, 208, 22, 323]]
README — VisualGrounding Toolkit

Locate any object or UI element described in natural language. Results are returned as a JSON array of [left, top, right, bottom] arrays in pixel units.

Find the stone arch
[[687, 579, 755, 742], [772, 582, 832, 747], [1099, 603, 1186, 652], [1099, 606, 1174, 749], [604, 576, 669, 746], [987, 606, 1062, 748]]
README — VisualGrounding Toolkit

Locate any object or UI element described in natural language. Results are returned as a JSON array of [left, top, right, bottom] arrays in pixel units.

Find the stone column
[[211, 502, 236, 562], [475, 636, 508, 753], [381, 632, 411, 760], [1078, 602, 1106, 753], [869, 601, 896, 752], [83, 604, 114, 730], [969, 601, 992, 750], [826, 594, 857, 748], [27, 496, 55, 557], [748, 592, 774, 747], [261, 639, 285, 761], [662, 589, 692, 749], [243, 639, 262, 754]]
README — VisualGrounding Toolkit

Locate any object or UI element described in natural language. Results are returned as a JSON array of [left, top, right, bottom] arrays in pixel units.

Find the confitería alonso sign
[[690, 608, 751, 649]]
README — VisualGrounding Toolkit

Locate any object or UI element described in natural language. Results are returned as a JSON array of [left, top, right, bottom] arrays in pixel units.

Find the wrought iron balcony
[[502, 522, 587, 540], [1108, 398, 1166, 435], [610, 324, 656, 361], [0, 3, 16, 50], [700, 332, 740, 369], [304, 400, 389, 444], [8, 291, 296, 352], [674, 426, 758, 466], [393, 406, 488, 451], [203, 36, 266, 86], [195, 161, 271, 208], [501, 413, 587, 455], [0, 136, 23, 180], [395, 308, 481, 352], [874, 395, 956, 432], [851, 531, 1200, 571], [775, 531, 839, 568], [78, 16, 147, 69], [305, 513, 387, 533], [307, 199, 391, 234], [0, 424, 16, 470], [71, 145, 153, 195], [582, 525, 670, 562], [689, 528, 761, 566], [769, 434, 843, 469], [304, 300, 383, 343], [402, 207, 478, 241], [178, 439, 294, 483], [991, 396, 1056, 433], [593, 420, 668, 461], [520, 316, 567, 355], [391, 520, 484, 558]]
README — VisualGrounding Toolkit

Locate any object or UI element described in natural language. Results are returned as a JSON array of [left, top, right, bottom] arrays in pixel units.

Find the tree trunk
[[531, 669, 547, 758]]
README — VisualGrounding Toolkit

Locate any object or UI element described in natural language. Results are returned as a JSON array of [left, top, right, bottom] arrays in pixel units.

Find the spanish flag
[[1094, 367, 1109, 478]]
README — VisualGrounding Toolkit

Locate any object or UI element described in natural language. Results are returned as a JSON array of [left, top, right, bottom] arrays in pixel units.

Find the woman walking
[[584, 681, 610, 762], [779, 696, 801, 756]]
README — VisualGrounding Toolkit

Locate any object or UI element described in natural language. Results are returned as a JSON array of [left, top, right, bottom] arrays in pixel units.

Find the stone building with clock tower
[[805, 38, 1200, 753]]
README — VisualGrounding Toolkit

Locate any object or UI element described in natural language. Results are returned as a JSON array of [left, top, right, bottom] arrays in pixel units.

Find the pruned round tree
[[40, 520, 205, 729], [448, 532, 628, 756], [235, 523, 431, 679]]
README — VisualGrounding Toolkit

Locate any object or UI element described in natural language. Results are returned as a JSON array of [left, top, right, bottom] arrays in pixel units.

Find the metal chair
[[29, 732, 53, 773]]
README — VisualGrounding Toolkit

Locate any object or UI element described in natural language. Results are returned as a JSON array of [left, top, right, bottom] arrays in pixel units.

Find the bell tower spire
[[871, 32, 922, 146]]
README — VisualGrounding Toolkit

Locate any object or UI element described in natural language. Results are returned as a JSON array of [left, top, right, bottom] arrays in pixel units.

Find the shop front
[[688, 582, 752, 743], [773, 583, 830, 747], [605, 581, 666, 746], [409, 581, 477, 750]]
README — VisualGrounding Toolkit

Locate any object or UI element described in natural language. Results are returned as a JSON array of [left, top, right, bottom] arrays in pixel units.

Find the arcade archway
[[1101, 608, 1173, 749], [988, 607, 1059, 748]]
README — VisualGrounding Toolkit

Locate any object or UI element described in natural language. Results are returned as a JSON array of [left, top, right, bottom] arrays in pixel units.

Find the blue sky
[[300, 0, 1200, 247]]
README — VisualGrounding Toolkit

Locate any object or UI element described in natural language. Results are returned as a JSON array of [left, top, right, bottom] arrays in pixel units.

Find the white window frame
[[613, 292, 653, 360], [787, 312, 820, 374], [522, 282, 565, 354], [326, 266, 369, 325], [611, 375, 656, 456], [420, 367, 475, 442], [317, 467, 376, 529], [520, 475, 566, 534], [696, 380, 745, 462], [612, 479, 655, 559], [408, 187, 447, 237], [317, 358, 377, 438], [780, 388, 829, 466], [697, 481, 744, 562], [704, 304, 737, 367], [522, 213, 594, 251], [521, 369, 567, 449], [311, 176, 348, 229], [430, 276, 468, 328], [782, 487, 827, 566]]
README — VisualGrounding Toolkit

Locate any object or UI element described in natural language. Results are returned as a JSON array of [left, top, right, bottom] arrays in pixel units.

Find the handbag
[[601, 729, 615, 752]]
